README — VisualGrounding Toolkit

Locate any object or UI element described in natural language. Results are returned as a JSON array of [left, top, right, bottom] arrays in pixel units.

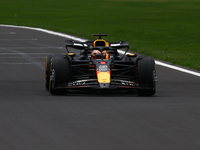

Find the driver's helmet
[[92, 50, 106, 59]]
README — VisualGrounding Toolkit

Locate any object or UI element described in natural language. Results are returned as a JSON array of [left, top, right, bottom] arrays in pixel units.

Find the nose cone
[[97, 72, 110, 83], [96, 71, 111, 88]]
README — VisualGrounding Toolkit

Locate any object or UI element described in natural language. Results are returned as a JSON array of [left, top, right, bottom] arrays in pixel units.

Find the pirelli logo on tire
[[50, 69, 55, 81]]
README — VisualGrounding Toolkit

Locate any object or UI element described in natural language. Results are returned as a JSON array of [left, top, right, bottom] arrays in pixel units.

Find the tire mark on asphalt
[[1, 48, 44, 70]]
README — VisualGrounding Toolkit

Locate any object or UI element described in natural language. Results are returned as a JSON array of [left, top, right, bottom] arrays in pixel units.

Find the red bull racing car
[[45, 34, 157, 96]]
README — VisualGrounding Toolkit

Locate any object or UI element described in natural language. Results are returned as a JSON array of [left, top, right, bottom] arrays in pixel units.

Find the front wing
[[53, 79, 155, 90]]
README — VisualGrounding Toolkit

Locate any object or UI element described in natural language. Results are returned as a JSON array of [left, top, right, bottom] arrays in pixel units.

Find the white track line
[[1, 24, 200, 77], [0, 24, 86, 42], [154, 61, 200, 77]]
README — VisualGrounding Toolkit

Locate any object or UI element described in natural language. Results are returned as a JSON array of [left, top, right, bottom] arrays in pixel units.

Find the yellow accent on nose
[[97, 72, 110, 83]]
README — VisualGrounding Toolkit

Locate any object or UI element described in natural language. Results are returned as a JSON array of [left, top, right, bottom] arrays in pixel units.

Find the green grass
[[0, 0, 200, 70]]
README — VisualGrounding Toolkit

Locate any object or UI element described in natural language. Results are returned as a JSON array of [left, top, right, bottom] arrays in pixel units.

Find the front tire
[[49, 56, 70, 95], [137, 57, 156, 96], [45, 54, 65, 91], [45, 55, 51, 91]]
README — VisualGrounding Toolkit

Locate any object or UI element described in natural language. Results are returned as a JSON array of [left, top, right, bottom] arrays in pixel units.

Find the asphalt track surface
[[0, 26, 200, 150]]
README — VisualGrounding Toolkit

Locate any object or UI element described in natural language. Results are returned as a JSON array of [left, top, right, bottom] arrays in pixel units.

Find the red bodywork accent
[[111, 65, 115, 68], [96, 71, 100, 75], [120, 86, 136, 88], [64, 85, 89, 88], [96, 71, 100, 77], [100, 62, 106, 64]]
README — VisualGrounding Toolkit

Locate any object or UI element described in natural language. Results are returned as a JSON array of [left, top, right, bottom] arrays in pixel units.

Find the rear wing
[[109, 41, 129, 49], [65, 40, 89, 50], [65, 40, 129, 50]]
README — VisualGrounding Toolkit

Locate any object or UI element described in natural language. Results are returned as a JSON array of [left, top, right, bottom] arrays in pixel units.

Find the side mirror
[[127, 54, 137, 57], [68, 53, 76, 57]]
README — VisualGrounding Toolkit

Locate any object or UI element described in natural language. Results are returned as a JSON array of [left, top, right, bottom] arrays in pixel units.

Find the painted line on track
[[1, 24, 200, 77], [0, 24, 87, 42]]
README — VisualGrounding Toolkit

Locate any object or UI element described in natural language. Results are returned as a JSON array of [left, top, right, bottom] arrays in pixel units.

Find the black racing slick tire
[[45, 54, 61, 91], [45, 55, 51, 91], [137, 57, 156, 96], [49, 56, 70, 95]]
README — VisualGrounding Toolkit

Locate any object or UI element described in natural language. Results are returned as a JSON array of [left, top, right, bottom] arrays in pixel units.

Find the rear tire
[[137, 57, 156, 96], [49, 56, 70, 95]]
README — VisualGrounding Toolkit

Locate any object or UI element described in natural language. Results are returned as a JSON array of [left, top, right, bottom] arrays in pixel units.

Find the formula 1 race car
[[45, 34, 157, 96]]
